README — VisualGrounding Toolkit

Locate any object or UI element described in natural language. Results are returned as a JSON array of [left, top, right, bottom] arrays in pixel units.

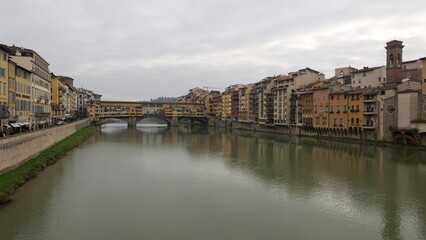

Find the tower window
[[389, 54, 394, 65]]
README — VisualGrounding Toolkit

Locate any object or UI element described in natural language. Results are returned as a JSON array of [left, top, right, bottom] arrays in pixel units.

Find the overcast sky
[[2, 0, 426, 100]]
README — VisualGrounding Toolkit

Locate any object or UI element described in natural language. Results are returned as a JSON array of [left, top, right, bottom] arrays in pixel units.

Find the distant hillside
[[150, 97, 177, 102]]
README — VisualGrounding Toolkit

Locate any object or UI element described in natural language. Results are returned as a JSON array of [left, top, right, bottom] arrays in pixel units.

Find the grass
[[0, 125, 97, 204]]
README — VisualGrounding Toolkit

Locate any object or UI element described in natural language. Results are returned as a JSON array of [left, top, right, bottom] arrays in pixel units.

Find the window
[[337, 105, 340, 113], [363, 72, 366, 77], [340, 118, 344, 125], [386, 105, 396, 113], [334, 118, 337, 125]]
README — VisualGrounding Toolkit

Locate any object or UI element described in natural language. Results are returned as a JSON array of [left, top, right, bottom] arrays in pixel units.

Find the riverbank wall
[[207, 119, 426, 148], [0, 119, 90, 174]]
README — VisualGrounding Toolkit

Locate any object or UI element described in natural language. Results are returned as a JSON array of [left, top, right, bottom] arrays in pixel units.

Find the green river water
[[1, 123, 426, 240]]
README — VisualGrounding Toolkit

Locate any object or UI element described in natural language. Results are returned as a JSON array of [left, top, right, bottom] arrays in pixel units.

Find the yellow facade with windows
[[7, 61, 17, 122], [15, 66, 32, 122], [221, 91, 232, 120], [0, 47, 10, 126], [51, 75, 67, 121]]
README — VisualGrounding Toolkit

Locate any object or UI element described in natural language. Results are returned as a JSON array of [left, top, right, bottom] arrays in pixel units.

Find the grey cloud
[[1, 0, 425, 99]]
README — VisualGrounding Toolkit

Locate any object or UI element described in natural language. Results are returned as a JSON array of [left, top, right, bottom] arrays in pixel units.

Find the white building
[[351, 66, 386, 89]]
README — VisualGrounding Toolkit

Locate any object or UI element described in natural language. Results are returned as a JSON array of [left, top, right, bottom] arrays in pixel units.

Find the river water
[[1, 123, 426, 240]]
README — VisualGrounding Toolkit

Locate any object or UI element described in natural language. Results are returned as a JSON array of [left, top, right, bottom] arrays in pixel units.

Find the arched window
[[386, 105, 396, 113], [389, 54, 394, 65]]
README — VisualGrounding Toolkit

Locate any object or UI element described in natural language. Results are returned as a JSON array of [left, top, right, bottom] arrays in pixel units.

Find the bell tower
[[385, 40, 404, 85]]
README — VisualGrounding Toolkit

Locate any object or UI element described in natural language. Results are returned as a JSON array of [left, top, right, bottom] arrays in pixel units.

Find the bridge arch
[[136, 117, 171, 127]]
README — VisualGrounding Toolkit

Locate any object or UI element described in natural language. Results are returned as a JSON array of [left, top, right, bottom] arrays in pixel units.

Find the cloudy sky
[[2, 0, 426, 100]]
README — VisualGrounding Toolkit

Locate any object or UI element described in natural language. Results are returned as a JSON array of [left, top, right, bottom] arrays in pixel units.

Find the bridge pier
[[171, 116, 178, 127], [128, 117, 137, 127]]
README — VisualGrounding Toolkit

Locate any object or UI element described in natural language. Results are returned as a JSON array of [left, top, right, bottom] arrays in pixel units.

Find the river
[[1, 123, 426, 240]]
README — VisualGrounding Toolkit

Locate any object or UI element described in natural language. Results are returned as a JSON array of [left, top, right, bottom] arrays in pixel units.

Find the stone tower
[[385, 40, 404, 85]]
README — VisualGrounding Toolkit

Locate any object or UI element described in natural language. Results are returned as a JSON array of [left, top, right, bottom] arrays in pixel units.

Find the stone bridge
[[89, 101, 208, 127]]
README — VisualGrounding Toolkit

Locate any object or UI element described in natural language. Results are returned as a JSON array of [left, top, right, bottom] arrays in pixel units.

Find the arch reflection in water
[[137, 117, 168, 128]]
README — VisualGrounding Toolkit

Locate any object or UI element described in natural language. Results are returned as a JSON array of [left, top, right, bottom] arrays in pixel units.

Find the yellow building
[[8, 61, 17, 122], [421, 57, 426, 95], [204, 91, 221, 118], [0, 45, 12, 130], [221, 90, 232, 120], [347, 88, 370, 137], [15, 65, 32, 123], [238, 84, 254, 123], [50, 74, 67, 123], [10, 46, 51, 128]]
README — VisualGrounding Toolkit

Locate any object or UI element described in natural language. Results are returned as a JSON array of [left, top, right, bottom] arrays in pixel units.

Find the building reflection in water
[[98, 125, 426, 239]]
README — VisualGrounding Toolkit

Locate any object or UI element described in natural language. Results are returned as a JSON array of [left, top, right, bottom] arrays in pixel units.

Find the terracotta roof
[[402, 59, 419, 64], [398, 89, 421, 93], [329, 90, 350, 95], [348, 88, 373, 95], [352, 66, 381, 73], [0, 44, 13, 53], [8, 45, 50, 65]]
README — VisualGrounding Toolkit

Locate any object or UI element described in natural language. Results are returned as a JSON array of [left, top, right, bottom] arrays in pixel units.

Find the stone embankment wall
[[208, 119, 426, 146], [0, 119, 90, 174]]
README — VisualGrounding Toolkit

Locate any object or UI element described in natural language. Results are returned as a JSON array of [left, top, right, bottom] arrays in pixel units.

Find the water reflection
[[98, 125, 426, 239], [1, 124, 426, 240]]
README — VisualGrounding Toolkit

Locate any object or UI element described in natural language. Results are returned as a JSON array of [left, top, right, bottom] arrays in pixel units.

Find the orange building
[[328, 91, 349, 130], [312, 87, 330, 128], [347, 88, 370, 137], [300, 91, 314, 126]]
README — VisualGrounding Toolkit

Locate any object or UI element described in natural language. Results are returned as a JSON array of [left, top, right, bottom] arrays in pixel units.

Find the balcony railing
[[363, 98, 376, 103], [363, 108, 376, 114], [0, 112, 10, 118], [34, 112, 50, 117]]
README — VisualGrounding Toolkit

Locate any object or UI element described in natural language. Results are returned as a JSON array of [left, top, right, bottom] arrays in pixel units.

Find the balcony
[[363, 98, 376, 103], [363, 124, 376, 129], [34, 112, 50, 117], [0, 112, 10, 118], [52, 105, 66, 111], [363, 108, 376, 114]]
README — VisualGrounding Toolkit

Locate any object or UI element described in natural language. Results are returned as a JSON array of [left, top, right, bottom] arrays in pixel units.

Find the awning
[[10, 123, 21, 128], [17, 121, 29, 126], [2, 124, 11, 128], [38, 121, 46, 124]]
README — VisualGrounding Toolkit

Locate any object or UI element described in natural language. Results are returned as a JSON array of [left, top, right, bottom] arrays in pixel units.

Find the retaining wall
[[0, 119, 90, 174]]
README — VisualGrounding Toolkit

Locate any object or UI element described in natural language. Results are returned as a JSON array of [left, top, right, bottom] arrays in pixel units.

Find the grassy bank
[[94, 119, 113, 126], [0, 125, 97, 205]]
